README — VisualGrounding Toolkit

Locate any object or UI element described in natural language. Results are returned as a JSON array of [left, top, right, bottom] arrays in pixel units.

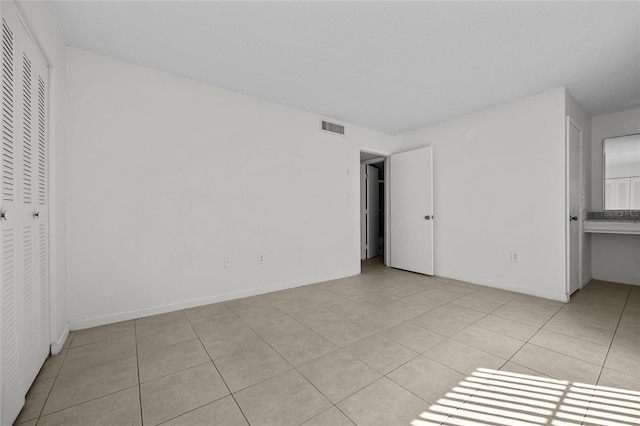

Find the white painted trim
[[357, 145, 391, 157], [581, 272, 593, 288], [50, 322, 69, 355], [592, 272, 640, 286], [439, 272, 569, 303], [69, 269, 358, 330]]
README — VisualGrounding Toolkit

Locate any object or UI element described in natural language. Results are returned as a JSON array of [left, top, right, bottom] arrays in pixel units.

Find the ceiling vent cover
[[320, 119, 345, 136]]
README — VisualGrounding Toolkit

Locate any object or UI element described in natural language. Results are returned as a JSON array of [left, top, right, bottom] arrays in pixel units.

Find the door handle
[[33, 211, 40, 219], [425, 215, 431, 220], [569, 216, 578, 221], [0, 210, 8, 221]]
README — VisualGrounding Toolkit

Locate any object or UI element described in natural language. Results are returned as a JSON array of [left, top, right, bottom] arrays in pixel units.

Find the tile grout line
[[183, 308, 253, 426]]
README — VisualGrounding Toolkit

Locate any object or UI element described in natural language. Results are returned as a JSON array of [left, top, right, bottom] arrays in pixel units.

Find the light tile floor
[[15, 258, 640, 425]]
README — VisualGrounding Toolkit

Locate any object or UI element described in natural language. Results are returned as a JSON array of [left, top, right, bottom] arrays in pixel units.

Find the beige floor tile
[[162, 395, 248, 426], [344, 334, 417, 374], [71, 321, 134, 347], [199, 325, 265, 360], [529, 329, 609, 366], [617, 314, 640, 337], [419, 288, 466, 303], [452, 295, 503, 313], [312, 318, 375, 347], [452, 325, 524, 359], [14, 420, 37, 426], [552, 306, 621, 331], [611, 332, 640, 354], [398, 292, 447, 310], [338, 377, 428, 426], [251, 314, 308, 342], [511, 344, 601, 384], [235, 369, 331, 426], [542, 317, 614, 346], [15, 377, 54, 423], [233, 303, 285, 324], [472, 288, 519, 304], [474, 314, 539, 341], [499, 361, 551, 378], [214, 342, 291, 392], [189, 312, 247, 338], [269, 328, 338, 366], [379, 322, 447, 353], [344, 291, 396, 306], [491, 304, 555, 327], [430, 303, 487, 323], [289, 305, 343, 328], [35, 351, 67, 381], [369, 300, 430, 321], [37, 387, 141, 426], [58, 334, 136, 377], [597, 368, 640, 392], [387, 355, 465, 404], [392, 280, 435, 294], [183, 301, 231, 321], [603, 347, 640, 378], [297, 349, 381, 403], [140, 363, 229, 425], [138, 338, 210, 383], [134, 310, 189, 333], [302, 407, 355, 426], [410, 311, 472, 337], [42, 355, 138, 415], [424, 339, 506, 376], [136, 321, 197, 354]]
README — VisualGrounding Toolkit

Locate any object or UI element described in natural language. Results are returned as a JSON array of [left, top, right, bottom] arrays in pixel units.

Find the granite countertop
[[585, 210, 640, 223]]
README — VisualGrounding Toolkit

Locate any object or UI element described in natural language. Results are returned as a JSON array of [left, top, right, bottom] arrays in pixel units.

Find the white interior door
[[365, 165, 380, 259], [390, 147, 433, 275], [566, 117, 582, 296], [1, 3, 50, 424]]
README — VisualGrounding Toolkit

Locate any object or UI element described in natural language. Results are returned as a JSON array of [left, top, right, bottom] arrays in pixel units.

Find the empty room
[[1, 1, 640, 425]]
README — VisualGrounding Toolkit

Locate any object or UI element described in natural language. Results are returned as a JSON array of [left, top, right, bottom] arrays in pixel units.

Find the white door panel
[[390, 147, 433, 275], [566, 118, 582, 296], [1, 2, 50, 424]]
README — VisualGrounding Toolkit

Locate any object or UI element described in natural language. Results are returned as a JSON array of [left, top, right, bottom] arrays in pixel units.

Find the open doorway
[[360, 151, 387, 265]]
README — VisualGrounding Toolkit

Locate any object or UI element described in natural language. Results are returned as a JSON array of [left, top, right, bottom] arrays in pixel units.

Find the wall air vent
[[320, 119, 345, 136]]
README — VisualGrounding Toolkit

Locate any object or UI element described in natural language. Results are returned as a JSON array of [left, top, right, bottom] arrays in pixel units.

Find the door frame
[[358, 146, 390, 269], [565, 116, 584, 298]]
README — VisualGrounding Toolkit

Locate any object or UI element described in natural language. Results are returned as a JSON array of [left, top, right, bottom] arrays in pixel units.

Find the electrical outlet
[[258, 253, 265, 264], [224, 258, 231, 268], [510, 252, 519, 263]]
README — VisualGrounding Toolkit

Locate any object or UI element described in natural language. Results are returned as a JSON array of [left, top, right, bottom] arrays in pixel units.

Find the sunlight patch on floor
[[412, 368, 640, 426]]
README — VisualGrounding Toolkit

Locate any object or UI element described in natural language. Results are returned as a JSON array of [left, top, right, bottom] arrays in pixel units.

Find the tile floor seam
[[33, 349, 68, 423], [595, 287, 633, 385], [185, 309, 252, 426], [35, 384, 141, 421]]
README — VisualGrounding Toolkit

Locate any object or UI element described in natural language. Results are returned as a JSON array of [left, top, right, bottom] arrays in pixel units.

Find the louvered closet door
[[1, 2, 50, 424]]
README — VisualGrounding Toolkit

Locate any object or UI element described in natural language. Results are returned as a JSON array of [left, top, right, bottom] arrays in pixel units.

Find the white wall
[[394, 88, 568, 301], [565, 89, 592, 286], [66, 48, 394, 329], [9, 1, 69, 349], [590, 108, 640, 285]]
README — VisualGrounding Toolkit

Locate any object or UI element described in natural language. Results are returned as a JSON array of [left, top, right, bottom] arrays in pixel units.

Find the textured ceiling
[[53, 1, 640, 135]]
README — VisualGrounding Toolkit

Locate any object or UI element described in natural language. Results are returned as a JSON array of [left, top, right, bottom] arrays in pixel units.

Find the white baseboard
[[581, 273, 593, 288], [435, 272, 569, 303], [591, 273, 640, 286], [69, 269, 359, 331], [50, 322, 69, 355]]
